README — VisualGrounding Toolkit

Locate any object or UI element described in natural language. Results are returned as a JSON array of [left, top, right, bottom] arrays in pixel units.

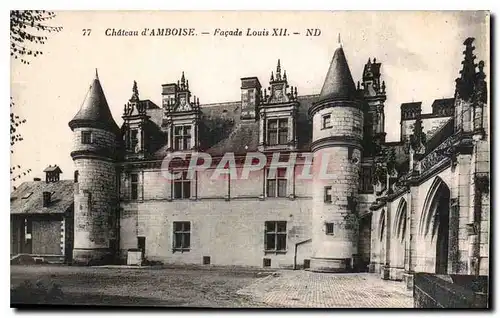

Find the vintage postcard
[[10, 10, 490, 308]]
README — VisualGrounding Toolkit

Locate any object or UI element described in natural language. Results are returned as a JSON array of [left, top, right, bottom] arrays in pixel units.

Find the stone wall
[[73, 158, 117, 254], [72, 127, 117, 152], [119, 198, 312, 268], [309, 104, 363, 272], [311, 147, 361, 261], [312, 107, 363, 140], [71, 123, 118, 264], [120, 161, 314, 201], [414, 273, 488, 308]]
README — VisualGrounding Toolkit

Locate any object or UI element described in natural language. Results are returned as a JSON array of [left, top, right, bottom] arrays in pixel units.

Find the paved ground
[[238, 271, 413, 308], [11, 264, 272, 307], [11, 265, 413, 308]]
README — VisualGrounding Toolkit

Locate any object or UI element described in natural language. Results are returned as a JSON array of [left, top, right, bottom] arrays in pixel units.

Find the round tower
[[68, 70, 120, 265], [308, 42, 363, 272]]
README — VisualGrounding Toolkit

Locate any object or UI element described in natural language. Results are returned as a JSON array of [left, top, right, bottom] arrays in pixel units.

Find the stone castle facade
[[67, 38, 489, 281]]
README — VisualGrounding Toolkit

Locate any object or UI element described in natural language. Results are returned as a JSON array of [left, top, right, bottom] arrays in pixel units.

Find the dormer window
[[174, 125, 192, 151], [130, 129, 138, 150], [267, 118, 288, 146], [82, 131, 92, 144], [322, 114, 332, 129]]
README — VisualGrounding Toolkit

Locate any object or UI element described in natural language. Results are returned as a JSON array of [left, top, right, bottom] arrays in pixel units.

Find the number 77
[[82, 29, 91, 36]]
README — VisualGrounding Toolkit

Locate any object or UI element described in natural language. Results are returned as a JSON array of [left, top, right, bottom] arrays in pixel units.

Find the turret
[[308, 38, 363, 272], [454, 37, 479, 133], [122, 80, 150, 158], [69, 70, 119, 265], [361, 57, 387, 145]]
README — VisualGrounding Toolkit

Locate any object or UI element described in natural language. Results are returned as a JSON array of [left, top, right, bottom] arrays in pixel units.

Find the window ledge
[[321, 126, 333, 130], [172, 249, 191, 253], [264, 250, 287, 255]]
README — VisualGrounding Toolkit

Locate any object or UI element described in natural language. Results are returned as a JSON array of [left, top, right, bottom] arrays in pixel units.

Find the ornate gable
[[258, 59, 299, 152], [163, 72, 200, 114], [161, 72, 202, 152], [263, 59, 297, 105]]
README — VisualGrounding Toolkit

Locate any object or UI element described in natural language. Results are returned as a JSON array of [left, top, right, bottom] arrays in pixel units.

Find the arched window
[[74, 170, 79, 183]]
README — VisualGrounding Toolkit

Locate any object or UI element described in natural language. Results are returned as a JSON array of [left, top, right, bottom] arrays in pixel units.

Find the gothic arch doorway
[[421, 177, 451, 274], [378, 209, 386, 266], [379, 209, 386, 242], [393, 198, 408, 268]]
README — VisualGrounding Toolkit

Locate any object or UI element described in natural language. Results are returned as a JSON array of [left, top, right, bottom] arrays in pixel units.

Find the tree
[[10, 11, 62, 189], [10, 10, 62, 64], [10, 98, 31, 183]]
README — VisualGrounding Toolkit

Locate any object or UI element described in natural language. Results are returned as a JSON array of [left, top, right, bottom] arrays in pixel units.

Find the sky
[[10, 11, 489, 185]]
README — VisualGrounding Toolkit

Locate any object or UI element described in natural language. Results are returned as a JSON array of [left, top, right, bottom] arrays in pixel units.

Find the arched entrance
[[393, 199, 408, 269], [378, 210, 386, 267], [433, 186, 451, 274], [420, 177, 451, 274]]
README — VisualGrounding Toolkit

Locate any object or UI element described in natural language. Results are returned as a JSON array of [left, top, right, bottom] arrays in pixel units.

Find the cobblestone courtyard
[[11, 265, 412, 308], [238, 271, 413, 308]]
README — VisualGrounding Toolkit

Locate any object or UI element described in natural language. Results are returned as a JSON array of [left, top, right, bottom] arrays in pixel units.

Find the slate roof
[[149, 95, 317, 159], [318, 47, 358, 103], [149, 94, 318, 159], [11, 180, 74, 215], [69, 72, 120, 133], [206, 121, 260, 156]]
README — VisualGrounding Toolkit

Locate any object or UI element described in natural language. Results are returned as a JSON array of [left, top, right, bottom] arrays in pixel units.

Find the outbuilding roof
[[11, 180, 74, 215]]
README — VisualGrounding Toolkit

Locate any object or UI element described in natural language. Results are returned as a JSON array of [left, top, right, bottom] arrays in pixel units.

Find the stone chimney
[[42, 191, 52, 207]]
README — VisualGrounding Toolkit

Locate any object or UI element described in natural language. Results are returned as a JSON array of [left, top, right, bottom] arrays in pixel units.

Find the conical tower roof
[[317, 46, 358, 103], [69, 70, 119, 133]]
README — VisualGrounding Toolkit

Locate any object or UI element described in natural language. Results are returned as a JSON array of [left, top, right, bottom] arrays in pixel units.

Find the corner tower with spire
[[308, 38, 364, 272], [69, 70, 120, 265]]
